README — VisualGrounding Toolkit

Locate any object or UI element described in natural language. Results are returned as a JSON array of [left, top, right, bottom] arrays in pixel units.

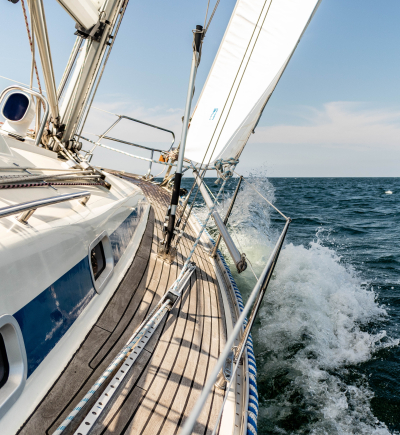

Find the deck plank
[[18, 176, 229, 435]]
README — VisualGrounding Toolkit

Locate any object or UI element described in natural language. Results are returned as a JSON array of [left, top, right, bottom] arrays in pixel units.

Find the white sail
[[185, 0, 321, 165], [57, 0, 103, 29]]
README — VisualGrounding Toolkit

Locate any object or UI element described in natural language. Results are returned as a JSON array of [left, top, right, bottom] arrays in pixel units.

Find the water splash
[[193, 174, 399, 434], [257, 240, 397, 434]]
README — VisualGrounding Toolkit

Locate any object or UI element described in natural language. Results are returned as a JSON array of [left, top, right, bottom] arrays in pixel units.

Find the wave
[[257, 241, 397, 434], [193, 174, 399, 434]]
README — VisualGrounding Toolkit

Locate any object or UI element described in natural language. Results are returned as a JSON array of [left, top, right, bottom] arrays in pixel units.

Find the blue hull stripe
[[13, 210, 141, 377], [14, 257, 95, 377], [110, 209, 140, 265]]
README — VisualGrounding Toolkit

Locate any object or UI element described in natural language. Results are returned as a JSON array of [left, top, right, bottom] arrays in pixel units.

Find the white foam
[[257, 241, 398, 433], [194, 175, 398, 434]]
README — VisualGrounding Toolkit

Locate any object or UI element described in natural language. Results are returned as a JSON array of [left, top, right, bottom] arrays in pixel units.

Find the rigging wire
[[204, 0, 221, 35], [203, 0, 211, 31], [204, 179, 217, 201], [20, 0, 45, 109], [234, 170, 288, 220], [76, 0, 131, 139], [0, 75, 114, 122]]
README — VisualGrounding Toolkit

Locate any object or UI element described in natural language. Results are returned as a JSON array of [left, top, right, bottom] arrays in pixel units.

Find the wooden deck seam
[[88, 254, 165, 369], [92, 229, 180, 433], [86, 177, 226, 435], [152, 275, 199, 435], [107, 289, 185, 433], [136, 276, 194, 434]]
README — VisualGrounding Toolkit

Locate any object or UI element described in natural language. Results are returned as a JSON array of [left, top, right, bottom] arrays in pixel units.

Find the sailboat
[[0, 0, 321, 434]]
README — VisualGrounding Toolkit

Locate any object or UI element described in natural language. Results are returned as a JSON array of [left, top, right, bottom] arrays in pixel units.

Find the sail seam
[[200, 0, 274, 163], [207, 0, 276, 161]]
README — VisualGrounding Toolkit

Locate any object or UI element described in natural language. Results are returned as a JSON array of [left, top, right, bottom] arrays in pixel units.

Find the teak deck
[[18, 176, 227, 435]]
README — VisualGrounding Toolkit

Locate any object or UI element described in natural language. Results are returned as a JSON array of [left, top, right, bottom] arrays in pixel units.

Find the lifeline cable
[[20, 0, 45, 108], [170, 177, 228, 292], [192, 213, 258, 435], [233, 171, 288, 220]]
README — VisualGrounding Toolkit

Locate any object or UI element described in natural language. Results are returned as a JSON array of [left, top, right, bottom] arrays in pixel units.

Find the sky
[[0, 0, 399, 177]]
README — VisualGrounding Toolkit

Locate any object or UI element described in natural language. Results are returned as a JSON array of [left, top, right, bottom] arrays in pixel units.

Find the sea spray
[[189, 175, 399, 434], [257, 241, 396, 434]]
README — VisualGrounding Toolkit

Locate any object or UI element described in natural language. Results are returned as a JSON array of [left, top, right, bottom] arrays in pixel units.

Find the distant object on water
[[385, 190, 393, 194]]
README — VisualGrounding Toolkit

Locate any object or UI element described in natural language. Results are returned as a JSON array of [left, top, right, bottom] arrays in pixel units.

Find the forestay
[[185, 0, 321, 165]]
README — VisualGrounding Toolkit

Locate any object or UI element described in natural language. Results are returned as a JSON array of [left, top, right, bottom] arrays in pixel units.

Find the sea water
[[181, 176, 400, 435]]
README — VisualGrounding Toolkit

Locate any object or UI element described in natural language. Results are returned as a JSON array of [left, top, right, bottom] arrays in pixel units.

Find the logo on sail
[[209, 108, 218, 120]]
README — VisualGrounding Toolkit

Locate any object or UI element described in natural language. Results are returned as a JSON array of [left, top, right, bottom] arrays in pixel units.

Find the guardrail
[[0, 191, 91, 224], [80, 114, 176, 177], [180, 216, 291, 435]]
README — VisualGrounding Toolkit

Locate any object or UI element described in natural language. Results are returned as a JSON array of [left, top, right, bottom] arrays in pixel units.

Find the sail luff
[[185, 0, 321, 165]]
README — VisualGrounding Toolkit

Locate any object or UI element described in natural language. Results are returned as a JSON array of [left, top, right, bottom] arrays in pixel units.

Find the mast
[[28, 0, 59, 124], [163, 25, 203, 254], [27, 0, 128, 149], [57, 0, 127, 145]]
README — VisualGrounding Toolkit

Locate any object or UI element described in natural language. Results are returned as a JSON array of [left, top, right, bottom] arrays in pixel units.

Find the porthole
[[91, 241, 106, 281], [0, 315, 27, 419], [0, 334, 9, 389], [88, 232, 114, 294]]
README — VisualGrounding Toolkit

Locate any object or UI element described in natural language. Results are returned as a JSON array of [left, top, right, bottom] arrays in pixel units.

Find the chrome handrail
[[179, 217, 291, 435], [0, 191, 91, 224], [80, 114, 175, 177], [0, 85, 50, 147], [99, 135, 167, 153], [83, 114, 175, 158], [117, 115, 175, 151]]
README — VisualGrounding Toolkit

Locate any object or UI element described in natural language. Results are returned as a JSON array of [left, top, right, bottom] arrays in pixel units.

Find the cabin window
[[0, 315, 27, 419], [91, 241, 106, 281], [0, 333, 9, 389], [3, 93, 30, 121], [88, 232, 114, 294]]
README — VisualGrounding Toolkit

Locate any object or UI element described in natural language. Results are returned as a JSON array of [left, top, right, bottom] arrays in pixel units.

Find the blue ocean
[[183, 176, 400, 435]]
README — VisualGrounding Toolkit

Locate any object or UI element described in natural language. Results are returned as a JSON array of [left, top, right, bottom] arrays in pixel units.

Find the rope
[[94, 141, 190, 169], [231, 229, 259, 281], [234, 171, 288, 220], [20, 0, 45, 110], [203, 0, 211, 30], [153, 165, 167, 178], [53, 299, 171, 434], [204, 0, 221, 35], [76, 0, 131, 139]]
